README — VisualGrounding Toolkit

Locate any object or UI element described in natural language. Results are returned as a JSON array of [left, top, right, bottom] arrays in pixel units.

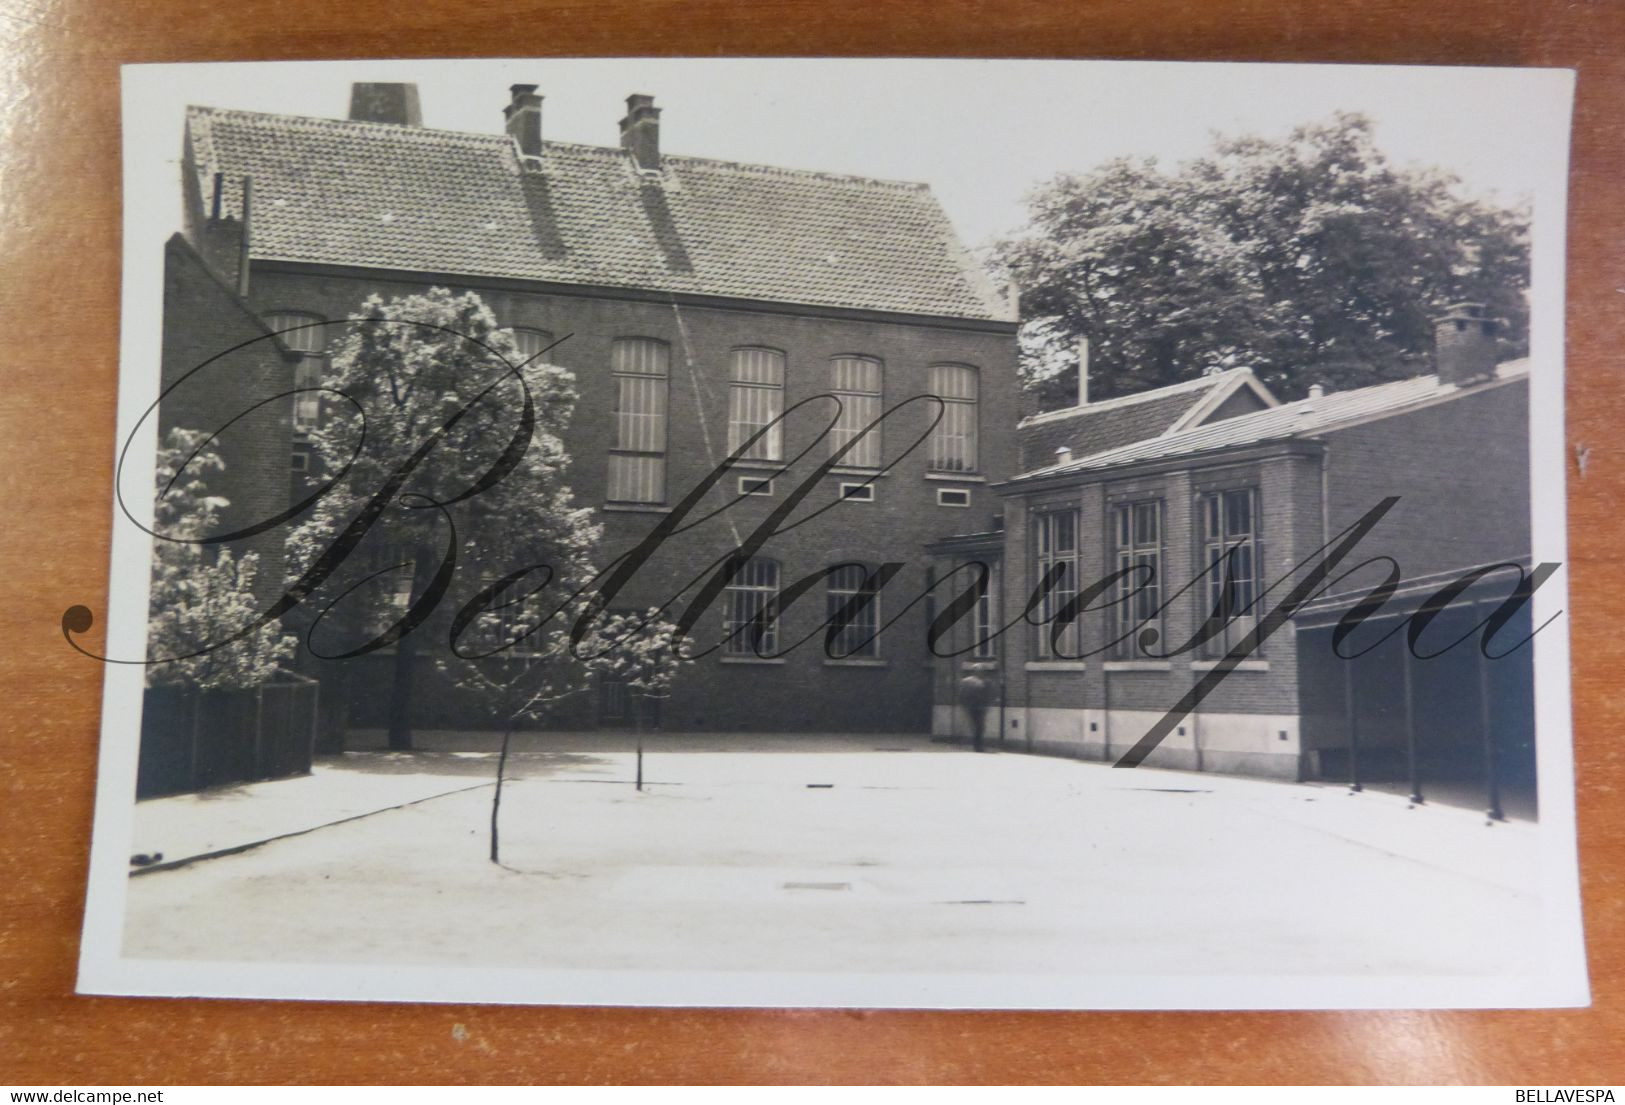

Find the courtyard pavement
[[122, 730, 1546, 982]]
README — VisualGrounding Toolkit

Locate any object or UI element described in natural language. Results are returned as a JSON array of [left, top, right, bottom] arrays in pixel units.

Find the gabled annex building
[[930, 306, 1538, 818]]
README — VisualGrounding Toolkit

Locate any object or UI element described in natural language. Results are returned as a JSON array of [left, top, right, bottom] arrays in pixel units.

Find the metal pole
[[308, 679, 320, 775], [1479, 635, 1504, 822], [1344, 641, 1361, 792], [1403, 641, 1423, 805], [1101, 669, 1111, 761], [188, 693, 201, 791], [254, 685, 266, 780]]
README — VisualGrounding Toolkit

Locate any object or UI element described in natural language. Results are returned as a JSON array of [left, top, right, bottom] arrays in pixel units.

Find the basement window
[[936, 488, 971, 508], [839, 482, 875, 503], [738, 475, 774, 497]]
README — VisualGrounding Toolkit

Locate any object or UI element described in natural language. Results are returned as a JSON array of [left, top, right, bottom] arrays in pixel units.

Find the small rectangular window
[[738, 476, 774, 497], [839, 482, 875, 502], [937, 488, 971, 508]]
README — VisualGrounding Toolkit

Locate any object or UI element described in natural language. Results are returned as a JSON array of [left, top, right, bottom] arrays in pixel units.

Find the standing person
[[958, 670, 993, 753]]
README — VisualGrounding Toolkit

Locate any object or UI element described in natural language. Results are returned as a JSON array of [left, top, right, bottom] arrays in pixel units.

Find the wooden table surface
[[2, 0, 1622, 1085]]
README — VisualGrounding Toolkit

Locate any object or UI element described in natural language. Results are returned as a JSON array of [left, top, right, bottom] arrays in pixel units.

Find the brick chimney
[[1433, 302, 1498, 387], [505, 84, 543, 162], [348, 83, 422, 126], [620, 94, 661, 171], [197, 172, 252, 296]]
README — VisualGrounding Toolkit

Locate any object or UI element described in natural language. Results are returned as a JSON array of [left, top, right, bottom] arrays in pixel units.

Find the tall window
[[264, 311, 327, 433], [608, 338, 669, 504], [728, 347, 785, 461], [829, 355, 883, 468], [511, 327, 555, 365], [1033, 510, 1080, 658], [969, 560, 999, 661], [927, 364, 978, 473], [826, 564, 881, 659], [723, 556, 780, 656], [1199, 488, 1262, 658], [1109, 500, 1163, 659]]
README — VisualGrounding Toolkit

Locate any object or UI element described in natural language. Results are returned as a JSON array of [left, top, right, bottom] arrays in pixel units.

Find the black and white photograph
[[75, 57, 1585, 1009]]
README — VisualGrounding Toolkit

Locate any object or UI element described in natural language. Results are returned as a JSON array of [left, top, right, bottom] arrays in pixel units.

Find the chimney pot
[[348, 83, 422, 126], [1308, 383, 1325, 399], [1433, 301, 1498, 386], [620, 93, 662, 171], [1054, 445, 1073, 466], [505, 84, 544, 162]]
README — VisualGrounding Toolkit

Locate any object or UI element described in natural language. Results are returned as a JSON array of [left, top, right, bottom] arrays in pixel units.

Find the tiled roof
[[1009, 360, 1530, 483], [185, 106, 1013, 323], [1015, 368, 1265, 470]]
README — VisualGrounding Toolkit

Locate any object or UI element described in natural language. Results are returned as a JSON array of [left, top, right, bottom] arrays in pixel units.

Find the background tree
[[286, 288, 600, 752], [147, 428, 296, 690], [998, 112, 1530, 407]]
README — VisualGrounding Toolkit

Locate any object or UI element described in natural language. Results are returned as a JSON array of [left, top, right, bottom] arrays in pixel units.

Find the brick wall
[[1321, 379, 1531, 584], [245, 265, 1020, 733], [159, 236, 297, 604], [986, 445, 1320, 725]]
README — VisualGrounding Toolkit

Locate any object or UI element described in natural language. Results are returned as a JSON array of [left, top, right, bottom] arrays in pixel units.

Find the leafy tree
[[484, 606, 692, 867], [580, 608, 693, 792], [998, 112, 1530, 407], [146, 428, 296, 689], [285, 288, 600, 751]]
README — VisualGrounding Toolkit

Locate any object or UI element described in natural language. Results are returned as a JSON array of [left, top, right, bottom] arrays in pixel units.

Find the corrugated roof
[[1009, 360, 1530, 482], [185, 106, 1012, 323]]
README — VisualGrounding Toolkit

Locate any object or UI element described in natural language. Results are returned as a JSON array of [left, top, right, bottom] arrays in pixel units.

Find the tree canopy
[[996, 112, 1530, 407], [147, 428, 297, 690], [285, 288, 601, 747]]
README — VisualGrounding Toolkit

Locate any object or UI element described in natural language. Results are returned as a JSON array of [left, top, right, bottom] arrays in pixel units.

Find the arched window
[[510, 327, 555, 365], [723, 556, 780, 656], [263, 311, 327, 432], [927, 363, 979, 473], [829, 355, 882, 468], [826, 563, 882, 659], [728, 347, 785, 461], [608, 337, 669, 504]]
